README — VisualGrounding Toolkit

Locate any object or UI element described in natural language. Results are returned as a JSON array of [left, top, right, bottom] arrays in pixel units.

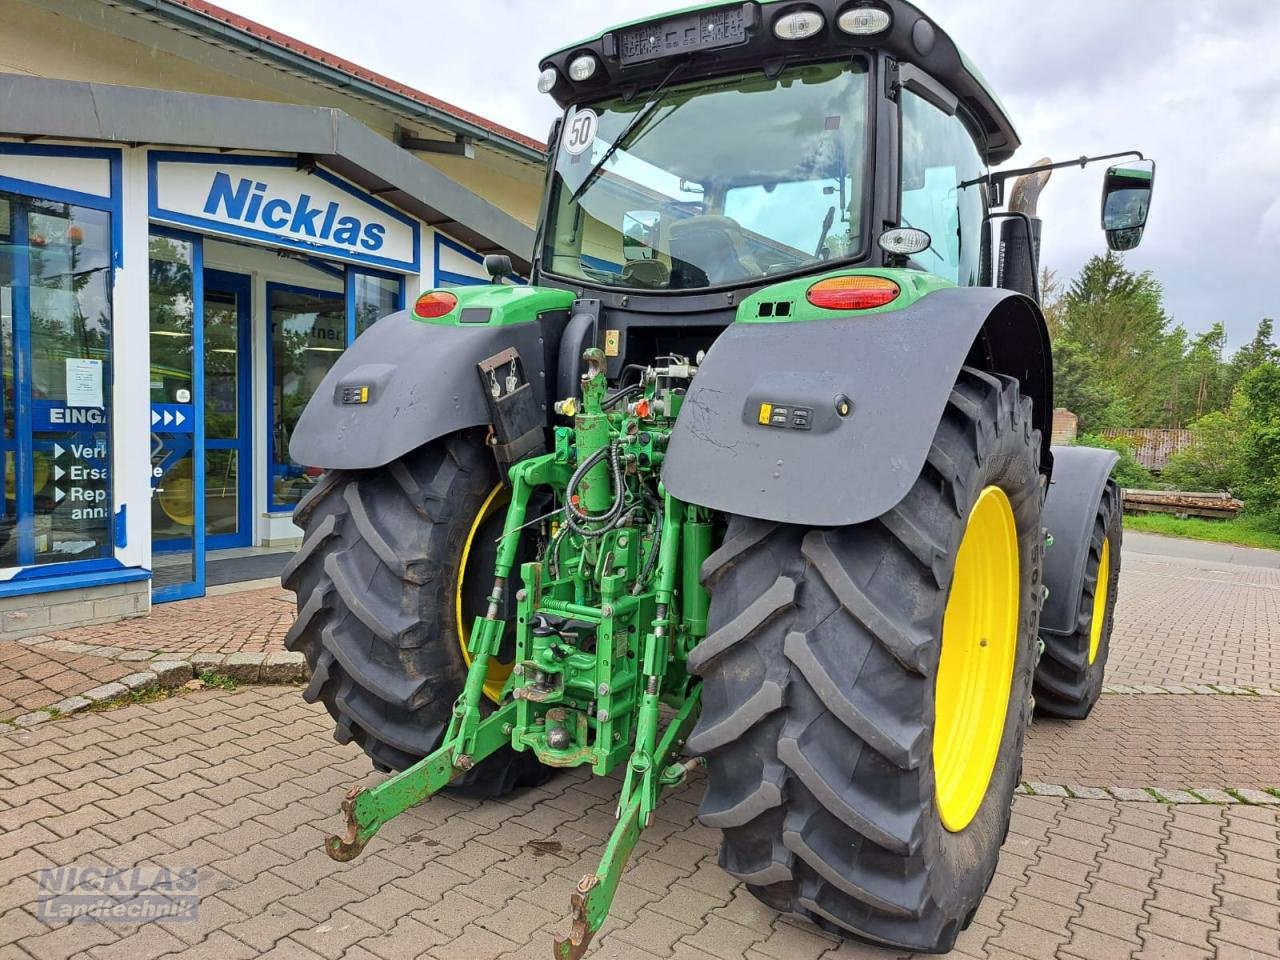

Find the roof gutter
[[111, 0, 546, 165]]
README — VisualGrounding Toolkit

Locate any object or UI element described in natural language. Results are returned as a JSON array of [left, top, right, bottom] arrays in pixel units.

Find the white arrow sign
[[54, 487, 65, 504], [54, 466, 65, 482], [163, 410, 174, 426], [53, 443, 65, 459], [151, 410, 160, 426], [174, 410, 186, 427]]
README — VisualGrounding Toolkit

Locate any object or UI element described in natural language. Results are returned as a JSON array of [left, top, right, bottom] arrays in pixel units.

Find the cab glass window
[[899, 90, 987, 285]]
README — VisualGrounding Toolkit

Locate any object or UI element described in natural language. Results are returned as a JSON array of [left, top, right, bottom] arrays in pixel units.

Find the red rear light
[[806, 275, 900, 311], [413, 290, 458, 319]]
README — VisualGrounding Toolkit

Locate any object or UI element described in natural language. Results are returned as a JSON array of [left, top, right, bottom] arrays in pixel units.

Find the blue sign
[[150, 403, 194, 433], [148, 152, 420, 274], [33, 401, 108, 432]]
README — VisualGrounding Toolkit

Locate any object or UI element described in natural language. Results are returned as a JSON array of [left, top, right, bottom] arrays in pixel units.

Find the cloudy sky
[[216, 0, 1279, 348]]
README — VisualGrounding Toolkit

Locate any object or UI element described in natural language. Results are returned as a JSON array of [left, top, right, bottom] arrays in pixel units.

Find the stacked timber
[[1121, 489, 1242, 520]]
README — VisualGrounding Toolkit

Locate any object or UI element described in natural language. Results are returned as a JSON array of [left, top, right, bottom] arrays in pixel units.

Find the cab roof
[[540, 0, 1021, 165]]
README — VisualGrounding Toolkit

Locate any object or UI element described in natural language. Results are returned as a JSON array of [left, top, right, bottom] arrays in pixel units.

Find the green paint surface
[[412, 285, 575, 327], [736, 267, 954, 323]]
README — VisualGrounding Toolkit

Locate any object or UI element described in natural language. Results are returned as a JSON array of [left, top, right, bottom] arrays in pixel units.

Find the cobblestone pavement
[[0, 644, 132, 723], [1108, 552, 1280, 689], [14, 537, 1278, 686], [0, 687, 1276, 960], [1022, 696, 1280, 791], [46, 586, 292, 655]]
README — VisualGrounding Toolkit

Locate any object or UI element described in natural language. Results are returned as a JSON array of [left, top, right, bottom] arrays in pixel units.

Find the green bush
[[1073, 433, 1153, 489], [1161, 410, 1243, 493]]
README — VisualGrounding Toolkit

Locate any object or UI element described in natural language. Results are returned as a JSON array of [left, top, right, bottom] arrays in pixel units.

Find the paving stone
[[1189, 787, 1237, 804], [115, 650, 158, 663], [149, 662, 193, 687], [220, 652, 265, 683], [189, 653, 225, 673], [1150, 788, 1202, 804], [118, 671, 159, 692], [1234, 789, 1280, 805], [82, 682, 129, 703], [260, 651, 307, 683], [1064, 784, 1112, 800], [1108, 787, 1155, 801]]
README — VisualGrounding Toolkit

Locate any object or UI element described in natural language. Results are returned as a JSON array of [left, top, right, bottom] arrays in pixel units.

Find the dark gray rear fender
[[288, 309, 561, 471], [661, 288, 1053, 526], [1040, 445, 1119, 635]]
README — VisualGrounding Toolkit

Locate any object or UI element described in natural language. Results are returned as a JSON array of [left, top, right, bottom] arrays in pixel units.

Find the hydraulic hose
[[565, 442, 625, 537]]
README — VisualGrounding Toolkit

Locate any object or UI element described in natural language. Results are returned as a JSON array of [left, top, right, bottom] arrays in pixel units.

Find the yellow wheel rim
[[456, 485, 513, 703], [1088, 538, 1111, 664], [934, 486, 1020, 833]]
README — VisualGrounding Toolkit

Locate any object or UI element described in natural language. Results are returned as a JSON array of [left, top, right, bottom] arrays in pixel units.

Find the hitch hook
[[552, 875, 599, 960], [323, 786, 369, 862]]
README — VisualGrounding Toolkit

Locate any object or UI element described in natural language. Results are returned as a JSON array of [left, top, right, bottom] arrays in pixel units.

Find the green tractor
[[283, 2, 1155, 954]]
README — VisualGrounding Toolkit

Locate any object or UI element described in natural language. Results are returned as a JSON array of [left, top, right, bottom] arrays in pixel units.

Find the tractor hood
[[539, 0, 1020, 165]]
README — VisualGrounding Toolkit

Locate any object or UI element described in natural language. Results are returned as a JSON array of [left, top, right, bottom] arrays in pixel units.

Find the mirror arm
[[961, 150, 1146, 193]]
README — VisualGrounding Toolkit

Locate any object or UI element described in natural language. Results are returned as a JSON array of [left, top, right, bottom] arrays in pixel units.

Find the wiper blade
[[567, 61, 687, 206]]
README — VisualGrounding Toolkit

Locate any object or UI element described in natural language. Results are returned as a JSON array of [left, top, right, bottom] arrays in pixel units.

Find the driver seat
[[668, 216, 759, 287]]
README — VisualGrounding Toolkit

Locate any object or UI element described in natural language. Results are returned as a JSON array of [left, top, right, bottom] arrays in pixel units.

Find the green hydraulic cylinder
[[573, 349, 613, 515], [681, 506, 712, 639]]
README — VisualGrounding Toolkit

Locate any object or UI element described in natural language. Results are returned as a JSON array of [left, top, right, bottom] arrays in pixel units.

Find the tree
[[1175, 323, 1230, 424], [1054, 252, 1184, 429], [1227, 318, 1278, 393], [1235, 362, 1280, 521]]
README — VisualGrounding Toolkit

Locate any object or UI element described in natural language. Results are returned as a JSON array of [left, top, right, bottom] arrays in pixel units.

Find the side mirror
[[1101, 159, 1155, 251], [484, 254, 513, 283], [622, 210, 661, 262]]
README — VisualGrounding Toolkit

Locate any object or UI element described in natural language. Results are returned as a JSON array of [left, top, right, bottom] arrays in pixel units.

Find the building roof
[[111, 0, 546, 162], [0, 72, 537, 269], [1101, 428, 1195, 473]]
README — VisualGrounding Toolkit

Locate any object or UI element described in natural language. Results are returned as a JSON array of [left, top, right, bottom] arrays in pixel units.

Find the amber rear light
[[413, 290, 458, 319], [806, 275, 900, 311]]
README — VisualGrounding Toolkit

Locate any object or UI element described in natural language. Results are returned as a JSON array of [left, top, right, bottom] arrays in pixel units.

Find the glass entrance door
[[149, 233, 204, 601], [203, 270, 251, 550]]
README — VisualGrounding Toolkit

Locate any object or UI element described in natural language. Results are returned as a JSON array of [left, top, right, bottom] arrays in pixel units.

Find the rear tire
[[1034, 479, 1122, 719], [281, 431, 547, 796], [687, 369, 1044, 952]]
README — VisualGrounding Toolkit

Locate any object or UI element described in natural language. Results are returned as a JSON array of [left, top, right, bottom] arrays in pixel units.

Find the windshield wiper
[[568, 61, 687, 206]]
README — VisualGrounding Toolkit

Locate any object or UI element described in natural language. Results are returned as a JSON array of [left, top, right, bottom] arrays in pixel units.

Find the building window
[[0, 192, 114, 569], [268, 283, 344, 511], [352, 270, 402, 336]]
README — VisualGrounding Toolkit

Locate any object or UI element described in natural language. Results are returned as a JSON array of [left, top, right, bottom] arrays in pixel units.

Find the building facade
[[0, 0, 546, 633]]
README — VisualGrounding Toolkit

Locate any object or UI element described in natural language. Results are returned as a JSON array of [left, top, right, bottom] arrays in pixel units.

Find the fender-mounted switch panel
[[757, 402, 813, 430]]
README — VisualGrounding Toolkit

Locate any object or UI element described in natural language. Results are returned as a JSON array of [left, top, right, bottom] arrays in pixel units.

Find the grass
[[1124, 512, 1280, 551], [86, 685, 175, 712], [198, 671, 240, 691]]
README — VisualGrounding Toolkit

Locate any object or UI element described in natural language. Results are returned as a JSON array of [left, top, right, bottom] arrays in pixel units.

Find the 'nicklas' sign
[[149, 153, 419, 272]]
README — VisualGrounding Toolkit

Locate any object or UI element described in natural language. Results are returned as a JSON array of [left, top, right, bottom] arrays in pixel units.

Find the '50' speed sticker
[[563, 108, 599, 157]]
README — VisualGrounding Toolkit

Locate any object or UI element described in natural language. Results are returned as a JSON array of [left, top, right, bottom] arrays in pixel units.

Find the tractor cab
[[535, 0, 1016, 301], [536, 0, 1154, 311]]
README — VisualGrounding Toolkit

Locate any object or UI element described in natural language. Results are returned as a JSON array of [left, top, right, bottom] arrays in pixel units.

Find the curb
[[5, 638, 306, 731], [1016, 781, 1280, 805], [1101, 683, 1280, 696]]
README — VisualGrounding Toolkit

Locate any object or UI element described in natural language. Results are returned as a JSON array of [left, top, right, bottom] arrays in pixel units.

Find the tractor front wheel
[[688, 368, 1044, 952], [281, 430, 547, 796]]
